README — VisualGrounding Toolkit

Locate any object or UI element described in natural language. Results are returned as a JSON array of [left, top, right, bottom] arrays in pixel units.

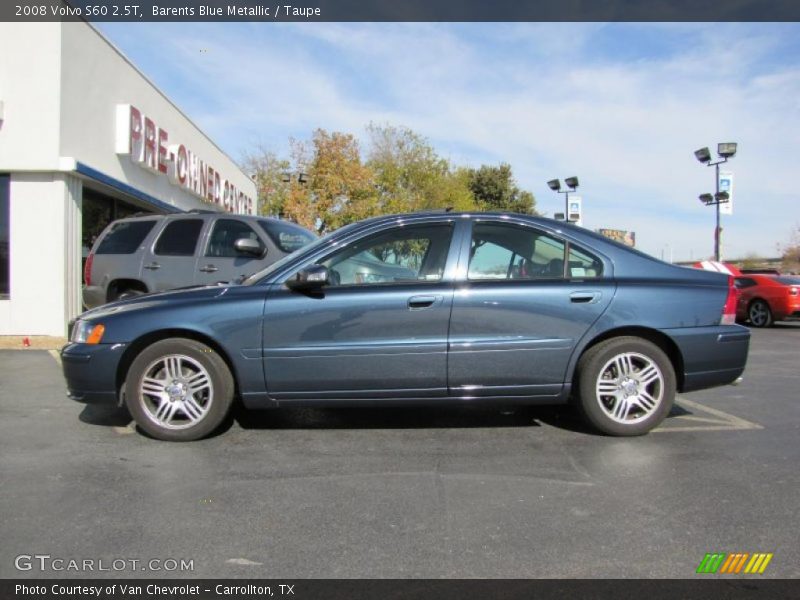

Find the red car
[[735, 274, 800, 327]]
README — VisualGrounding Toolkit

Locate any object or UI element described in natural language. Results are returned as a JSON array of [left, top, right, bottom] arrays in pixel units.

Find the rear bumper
[[61, 342, 126, 404], [662, 325, 750, 393]]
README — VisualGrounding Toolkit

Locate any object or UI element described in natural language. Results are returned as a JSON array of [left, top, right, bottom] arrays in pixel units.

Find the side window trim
[[459, 218, 605, 283], [283, 218, 462, 287]]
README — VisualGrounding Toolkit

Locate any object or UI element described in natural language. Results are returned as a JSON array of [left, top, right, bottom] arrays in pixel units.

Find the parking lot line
[[655, 396, 763, 432]]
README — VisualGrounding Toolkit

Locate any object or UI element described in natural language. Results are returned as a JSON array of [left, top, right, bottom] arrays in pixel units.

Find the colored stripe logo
[[697, 552, 773, 574]]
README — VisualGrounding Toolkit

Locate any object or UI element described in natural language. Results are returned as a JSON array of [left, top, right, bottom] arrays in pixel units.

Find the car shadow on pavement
[[233, 404, 549, 431], [78, 403, 133, 427]]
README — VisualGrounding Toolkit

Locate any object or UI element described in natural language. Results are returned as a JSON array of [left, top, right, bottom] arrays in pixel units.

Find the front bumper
[[664, 325, 750, 393], [61, 342, 127, 404]]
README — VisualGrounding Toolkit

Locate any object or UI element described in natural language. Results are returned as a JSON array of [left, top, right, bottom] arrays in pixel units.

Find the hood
[[79, 284, 235, 320]]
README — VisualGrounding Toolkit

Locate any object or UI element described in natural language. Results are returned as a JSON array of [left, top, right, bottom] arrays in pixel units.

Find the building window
[[0, 174, 9, 298]]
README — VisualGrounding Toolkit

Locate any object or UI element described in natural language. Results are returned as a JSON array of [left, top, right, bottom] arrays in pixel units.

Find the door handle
[[143, 262, 160, 270], [200, 264, 219, 273], [408, 295, 440, 310], [570, 291, 600, 303]]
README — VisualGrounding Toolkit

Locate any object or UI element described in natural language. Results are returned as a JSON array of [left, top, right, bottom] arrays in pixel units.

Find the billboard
[[597, 228, 636, 247]]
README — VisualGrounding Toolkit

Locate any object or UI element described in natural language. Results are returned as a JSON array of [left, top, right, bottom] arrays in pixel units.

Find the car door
[[261, 220, 459, 400], [195, 218, 268, 285], [140, 218, 205, 292], [447, 219, 615, 397]]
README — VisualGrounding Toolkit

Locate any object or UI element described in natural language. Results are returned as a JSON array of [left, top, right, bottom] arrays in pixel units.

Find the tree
[[780, 224, 800, 273], [281, 129, 378, 235], [467, 163, 538, 215], [240, 147, 291, 217], [366, 123, 479, 214]]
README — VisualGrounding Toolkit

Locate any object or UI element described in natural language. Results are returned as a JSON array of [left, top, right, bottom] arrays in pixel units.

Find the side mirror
[[234, 238, 265, 257], [286, 264, 329, 291]]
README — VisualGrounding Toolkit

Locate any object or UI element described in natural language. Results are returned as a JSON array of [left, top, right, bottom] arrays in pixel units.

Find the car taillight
[[84, 253, 94, 286], [721, 275, 738, 325], [790, 286, 799, 296]]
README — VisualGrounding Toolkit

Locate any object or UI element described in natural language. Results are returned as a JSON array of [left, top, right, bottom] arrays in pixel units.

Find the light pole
[[695, 143, 737, 261], [547, 176, 579, 222]]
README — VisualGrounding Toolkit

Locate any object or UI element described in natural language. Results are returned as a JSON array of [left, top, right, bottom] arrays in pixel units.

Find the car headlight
[[71, 320, 106, 344]]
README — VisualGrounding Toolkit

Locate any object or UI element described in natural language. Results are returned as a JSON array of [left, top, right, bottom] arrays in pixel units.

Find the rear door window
[[154, 219, 204, 256], [96, 220, 157, 254]]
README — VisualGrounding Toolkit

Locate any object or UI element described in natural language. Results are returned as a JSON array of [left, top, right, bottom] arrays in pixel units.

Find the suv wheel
[[125, 338, 234, 441], [576, 337, 675, 436]]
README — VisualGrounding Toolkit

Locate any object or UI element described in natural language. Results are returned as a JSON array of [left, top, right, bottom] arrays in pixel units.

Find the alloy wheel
[[595, 352, 664, 424], [138, 354, 214, 430]]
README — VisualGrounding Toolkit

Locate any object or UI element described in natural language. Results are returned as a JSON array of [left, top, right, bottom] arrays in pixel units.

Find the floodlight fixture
[[547, 179, 561, 191], [714, 191, 730, 203], [717, 143, 737, 159], [694, 147, 711, 163], [699, 193, 713, 204], [565, 176, 579, 189]]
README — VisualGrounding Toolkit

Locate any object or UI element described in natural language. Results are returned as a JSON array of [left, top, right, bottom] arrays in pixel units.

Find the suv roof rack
[[186, 209, 220, 214]]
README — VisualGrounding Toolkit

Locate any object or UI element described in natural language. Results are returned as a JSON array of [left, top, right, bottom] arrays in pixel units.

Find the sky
[[96, 22, 800, 262]]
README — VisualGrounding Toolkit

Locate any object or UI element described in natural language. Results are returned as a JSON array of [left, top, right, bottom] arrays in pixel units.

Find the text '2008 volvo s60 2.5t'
[[62, 211, 750, 441]]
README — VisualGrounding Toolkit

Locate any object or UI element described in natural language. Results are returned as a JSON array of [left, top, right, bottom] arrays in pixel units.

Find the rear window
[[258, 220, 315, 253], [776, 276, 800, 285], [96, 220, 156, 254]]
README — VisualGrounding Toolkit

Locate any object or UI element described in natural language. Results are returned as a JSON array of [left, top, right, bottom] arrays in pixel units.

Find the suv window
[[206, 219, 264, 258], [154, 219, 204, 256], [258, 220, 315, 253], [320, 223, 453, 286], [469, 222, 567, 280], [96, 220, 157, 254]]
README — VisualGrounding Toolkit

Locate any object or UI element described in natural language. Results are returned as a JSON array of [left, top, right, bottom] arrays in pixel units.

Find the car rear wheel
[[748, 299, 773, 328], [125, 338, 234, 441], [576, 337, 675, 436]]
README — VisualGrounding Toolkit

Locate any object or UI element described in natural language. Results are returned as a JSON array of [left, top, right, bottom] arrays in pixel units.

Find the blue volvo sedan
[[62, 212, 749, 441]]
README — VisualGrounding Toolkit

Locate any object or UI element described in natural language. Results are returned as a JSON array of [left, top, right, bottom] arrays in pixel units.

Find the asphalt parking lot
[[1, 324, 798, 579]]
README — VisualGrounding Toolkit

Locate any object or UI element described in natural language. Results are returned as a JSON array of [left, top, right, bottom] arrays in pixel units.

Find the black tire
[[575, 336, 676, 436], [124, 338, 234, 442], [747, 299, 773, 328]]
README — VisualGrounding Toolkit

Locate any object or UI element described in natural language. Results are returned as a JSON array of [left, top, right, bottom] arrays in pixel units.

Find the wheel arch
[[572, 326, 685, 392], [116, 329, 240, 399], [107, 279, 149, 302]]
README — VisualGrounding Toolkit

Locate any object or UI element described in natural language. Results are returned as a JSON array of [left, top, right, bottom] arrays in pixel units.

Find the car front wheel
[[576, 337, 676, 436], [748, 299, 773, 328], [125, 338, 234, 441]]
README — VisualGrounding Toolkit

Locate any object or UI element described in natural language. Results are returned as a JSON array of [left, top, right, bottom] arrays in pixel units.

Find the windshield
[[241, 221, 363, 285]]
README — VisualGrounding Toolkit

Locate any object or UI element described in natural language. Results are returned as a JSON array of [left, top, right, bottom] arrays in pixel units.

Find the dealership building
[[0, 21, 256, 337]]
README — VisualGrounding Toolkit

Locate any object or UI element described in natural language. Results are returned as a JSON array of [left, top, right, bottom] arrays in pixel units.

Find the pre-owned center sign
[[115, 104, 254, 214]]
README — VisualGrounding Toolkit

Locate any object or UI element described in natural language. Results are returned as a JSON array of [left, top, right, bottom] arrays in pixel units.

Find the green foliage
[[241, 123, 536, 235], [467, 163, 538, 215], [366, 123, 479, 214], [240, 147, 291, 217]]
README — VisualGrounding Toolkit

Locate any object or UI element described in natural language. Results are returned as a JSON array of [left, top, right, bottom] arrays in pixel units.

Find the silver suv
[[83, 211, 316, 308]]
